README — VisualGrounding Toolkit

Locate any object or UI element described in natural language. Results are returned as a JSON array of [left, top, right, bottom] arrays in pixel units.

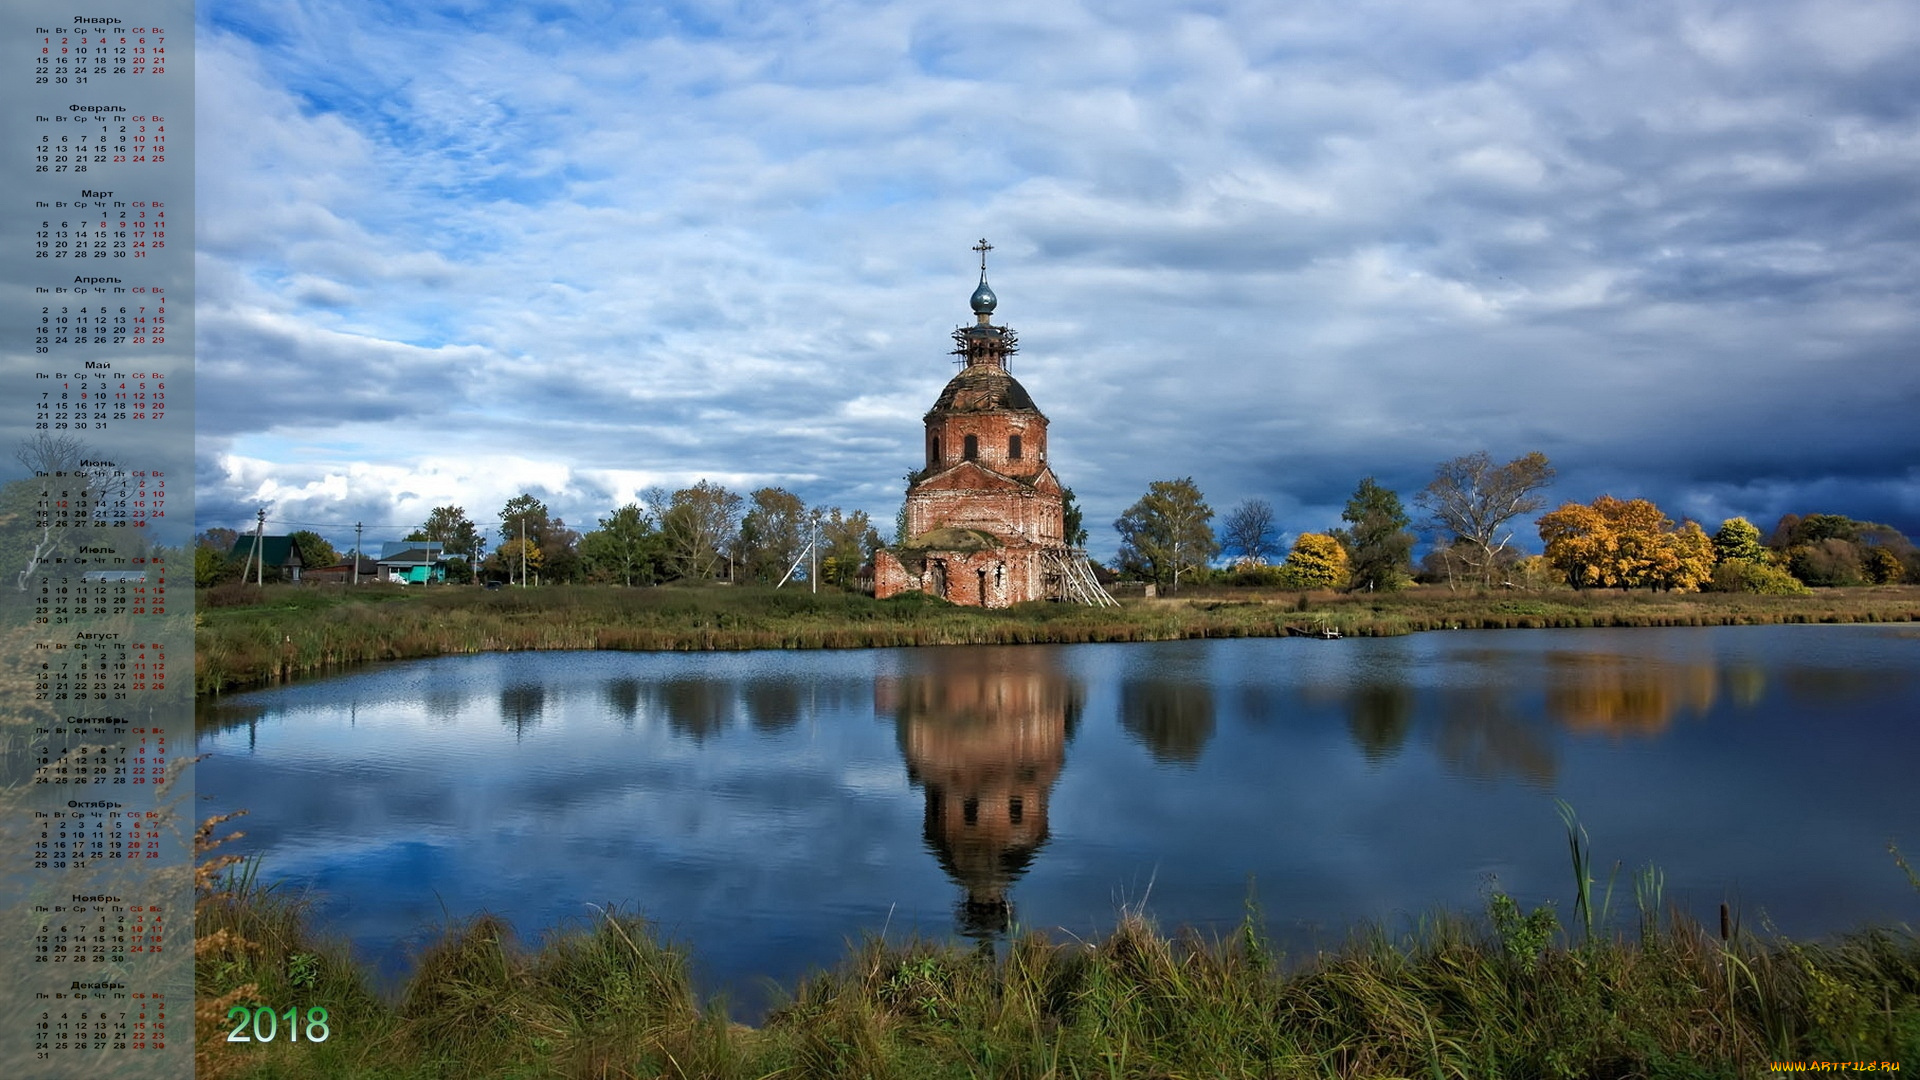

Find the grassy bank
[[194, 582, 1920, 696], [196, 822, 1920, 1078]]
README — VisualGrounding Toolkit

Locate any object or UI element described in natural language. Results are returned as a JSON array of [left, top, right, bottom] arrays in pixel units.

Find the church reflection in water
[[875, 647, 1084, 940]]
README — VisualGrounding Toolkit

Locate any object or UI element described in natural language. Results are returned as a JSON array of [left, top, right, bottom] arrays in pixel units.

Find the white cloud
[[192, 0, 1920, 553]]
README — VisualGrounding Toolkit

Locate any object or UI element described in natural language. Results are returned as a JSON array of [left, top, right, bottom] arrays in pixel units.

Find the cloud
[[193, 0, 1920, 554]]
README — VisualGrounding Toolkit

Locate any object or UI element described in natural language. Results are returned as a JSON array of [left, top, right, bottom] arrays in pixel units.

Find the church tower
[[873, 242, 1113, 607]]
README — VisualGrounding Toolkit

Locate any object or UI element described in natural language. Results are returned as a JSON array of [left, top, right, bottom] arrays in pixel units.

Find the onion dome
[[970, 276, 997, 315]]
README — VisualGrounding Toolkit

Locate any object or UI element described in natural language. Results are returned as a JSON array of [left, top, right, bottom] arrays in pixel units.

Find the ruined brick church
[[873, 242, 1113, 608]]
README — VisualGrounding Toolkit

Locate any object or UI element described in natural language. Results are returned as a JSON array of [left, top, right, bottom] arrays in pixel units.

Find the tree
[[1659, 521, 1716, 592], [652, 480, 743, 580], [1417, 451, 1555, 588], [818, 507, 882, 587], [494, 537, 542, 583], [1711, 517, 1764, 565], [1538, 495, 1712, 592], [1786, 539, 1864, 587], [489, 494, 582, 584], [495, 494, 553, 585], [1113, 478, 1218, 590], [410, 505, 482, 577], [1537, 502, 1615, 588], [1061, 487, 1089, 548], [893, 499, 911, 547], [580, 503, 659, 586], [1862, 546, 1904, 585], [1334, 478, 1414, 591], [287, 530, 339, 569], [739, 488, 807, 584], [1283, 532, 1349, 589], [1219, 498, 1277, 566], [7, 434, 130, 590]]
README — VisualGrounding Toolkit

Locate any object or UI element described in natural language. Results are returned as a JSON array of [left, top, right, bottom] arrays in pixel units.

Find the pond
[[195, 625, 1920, 1017]]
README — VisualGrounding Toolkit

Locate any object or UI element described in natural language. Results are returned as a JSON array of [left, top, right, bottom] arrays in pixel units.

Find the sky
[[192, 0, 1920, 562]]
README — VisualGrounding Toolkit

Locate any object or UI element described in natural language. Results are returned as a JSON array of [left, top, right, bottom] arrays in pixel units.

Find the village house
[[226, 535, 306, 582], [376, 541, 448, 584]]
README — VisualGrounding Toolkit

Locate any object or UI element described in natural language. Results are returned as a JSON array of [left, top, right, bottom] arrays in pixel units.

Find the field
[[194, 581, 1920, 696]]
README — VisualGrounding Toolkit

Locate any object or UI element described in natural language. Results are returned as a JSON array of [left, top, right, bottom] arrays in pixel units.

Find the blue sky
[[193, 0, 1920, 560]]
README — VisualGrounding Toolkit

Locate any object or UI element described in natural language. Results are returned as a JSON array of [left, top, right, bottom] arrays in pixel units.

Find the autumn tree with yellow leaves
[[1282, 532, 1350, 589], [1537, 495, 1714, 592]]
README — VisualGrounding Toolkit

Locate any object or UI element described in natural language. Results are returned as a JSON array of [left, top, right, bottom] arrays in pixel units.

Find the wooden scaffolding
[[1044, 547, 1118, 607]]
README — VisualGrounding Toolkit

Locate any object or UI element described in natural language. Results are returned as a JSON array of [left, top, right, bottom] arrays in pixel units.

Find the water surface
[[196, 625, 1920, 1016]]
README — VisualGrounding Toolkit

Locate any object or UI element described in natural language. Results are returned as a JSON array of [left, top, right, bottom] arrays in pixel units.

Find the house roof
[[380, 540, 444, 559], [227, 535, 304, 566], [377, 547, 444, 567]]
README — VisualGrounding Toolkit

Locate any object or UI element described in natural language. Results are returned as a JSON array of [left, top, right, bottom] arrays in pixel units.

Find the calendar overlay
[[4, 4, 194, 1078]]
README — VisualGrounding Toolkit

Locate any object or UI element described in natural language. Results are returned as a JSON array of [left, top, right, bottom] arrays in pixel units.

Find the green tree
[[1334, 478, 1413, 591], [739, 488, 808, 584], [410, 505, 482, 579], [1219, 498, 1277, 566], [1711, 517, 1764, 565], [490, 494, 580, 584], [495, 494, 552, 585], [1283, 532, 1350, 589], [1061, 487, 1089, 548], [818, 507, 882, 587], [192, 528, 245, 586], [287, 530, 339, 569], [1417, 451, 1555, 588], [649, 481, 743, 580], [580, 503, 659, 586], [1113, 478, 1218, 590], [1787, 539, 1864, 587]]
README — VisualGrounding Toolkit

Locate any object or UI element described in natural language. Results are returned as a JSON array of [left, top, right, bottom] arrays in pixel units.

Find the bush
[[203, 581, 266, 608], [1709, 558, 1812, 596], [1787, 539, 1865, 587], [1222, 564, 1305, 588]]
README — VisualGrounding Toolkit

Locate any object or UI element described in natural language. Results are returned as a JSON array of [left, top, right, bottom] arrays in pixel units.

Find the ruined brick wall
[[906, 486, 1063, 547], [924, 410, 1049, 478], [874, 545, 1051, 606]]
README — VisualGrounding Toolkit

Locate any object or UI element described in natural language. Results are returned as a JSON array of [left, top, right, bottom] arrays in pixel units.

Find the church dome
[[970, 278, 997, 315], [928, 365, 1038, 415]]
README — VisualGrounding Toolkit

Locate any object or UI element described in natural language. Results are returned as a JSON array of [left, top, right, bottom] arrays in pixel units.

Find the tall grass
[[195, 582, 1920, 695], [196, 816, 1920, 1078]]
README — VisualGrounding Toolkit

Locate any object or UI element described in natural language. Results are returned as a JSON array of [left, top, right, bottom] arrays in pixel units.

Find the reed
[[195, 830, 1920, 1078]]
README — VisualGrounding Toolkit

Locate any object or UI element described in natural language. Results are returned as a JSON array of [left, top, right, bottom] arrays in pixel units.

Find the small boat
[[1285, 624, 1343, 639]]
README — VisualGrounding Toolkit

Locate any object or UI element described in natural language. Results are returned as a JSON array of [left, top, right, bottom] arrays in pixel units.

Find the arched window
[[929, 435, 941, 467], [963, 434, 978, 460], [1008, 434, 1022, 460]]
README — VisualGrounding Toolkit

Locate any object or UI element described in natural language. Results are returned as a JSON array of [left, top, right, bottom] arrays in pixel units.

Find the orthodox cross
[[973, 238, 993, 276]]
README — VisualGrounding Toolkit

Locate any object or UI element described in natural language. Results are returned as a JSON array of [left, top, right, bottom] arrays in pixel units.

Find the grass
[[193, 812, 1920, 1079], [193, 581, 1920, 696]]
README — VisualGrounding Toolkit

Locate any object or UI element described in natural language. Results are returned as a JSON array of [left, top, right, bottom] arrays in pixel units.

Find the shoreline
[[193, 582, 1920, 697], [194, 833, 1920, 1077]]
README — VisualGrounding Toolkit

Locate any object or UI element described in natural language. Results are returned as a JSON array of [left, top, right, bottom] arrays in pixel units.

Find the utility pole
[[353, 522, 363, 586], [253, 508, 267, 585], [810, 509, 821, 594]]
